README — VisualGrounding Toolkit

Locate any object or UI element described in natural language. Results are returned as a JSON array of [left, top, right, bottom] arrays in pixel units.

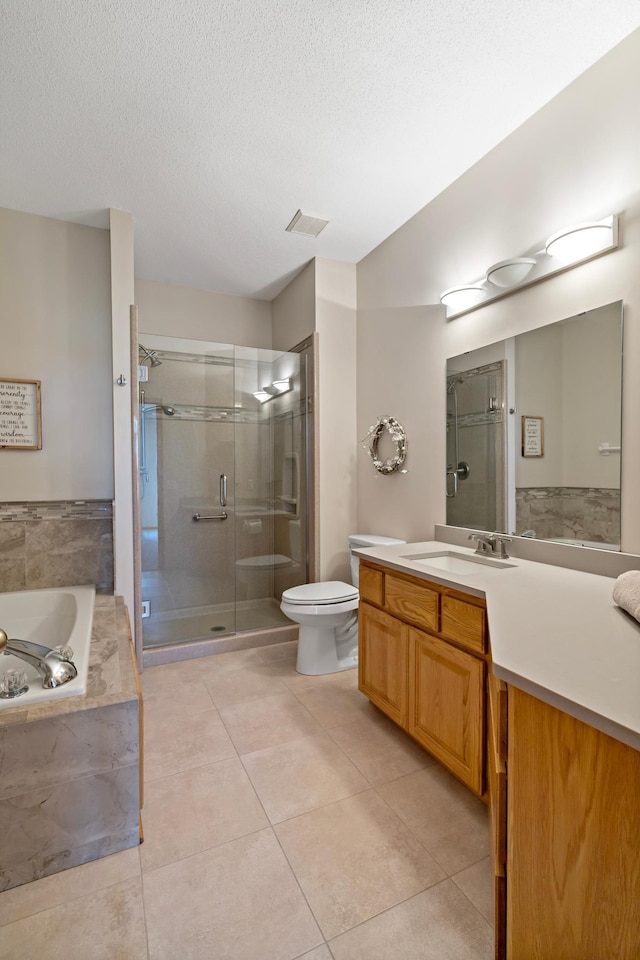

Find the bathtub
[[0, 585, 96, 709]]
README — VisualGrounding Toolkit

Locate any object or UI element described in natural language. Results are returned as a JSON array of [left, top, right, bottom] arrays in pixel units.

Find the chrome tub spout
[[0, 628, 78, 689]]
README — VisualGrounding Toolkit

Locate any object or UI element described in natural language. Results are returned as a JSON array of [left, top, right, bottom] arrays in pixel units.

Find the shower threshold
[[142, 598, 291, 649]]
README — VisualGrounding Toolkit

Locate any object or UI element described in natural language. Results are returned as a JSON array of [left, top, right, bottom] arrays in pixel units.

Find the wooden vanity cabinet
[[409, 628, 485, 794], [358, 560, 487, 796], [505, 686, 640, 960], [358, 601, 409, 727]]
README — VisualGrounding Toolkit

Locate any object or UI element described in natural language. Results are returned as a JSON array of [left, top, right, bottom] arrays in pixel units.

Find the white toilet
[[280, 534, 406, 676]]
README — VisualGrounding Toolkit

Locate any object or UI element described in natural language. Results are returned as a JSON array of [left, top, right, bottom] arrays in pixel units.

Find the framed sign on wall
[[0, 378, 42, 450], [521, 415, 544, 458]]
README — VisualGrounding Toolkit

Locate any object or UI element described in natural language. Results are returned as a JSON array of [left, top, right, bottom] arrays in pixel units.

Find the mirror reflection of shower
[[446, 361, 505, 532], [139, 343, 162, 367], [446, 377, 471, 499]]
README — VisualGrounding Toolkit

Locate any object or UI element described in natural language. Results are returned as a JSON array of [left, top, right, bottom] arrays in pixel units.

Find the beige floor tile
[[0, 846, 140, 927], [242, 733, 369, 823], [144, 828, 322, 960], [275, 790, 446, 939], [264, 654, 358, 694], [327, 711, 434, 785], [258, 640, 298, 664], [144, 707, 236, 781], [219, 691, 322, 755], [143, 667, 215, 722], [297, 947, 334, 960], [377, 765, 490, 875], [0, 876, 147, 960], [140, 757, 268, 872], [194, 647, 267, 676], [451, 856, 494, 924], [329, 879, 494, 959], [294, 672, 375, 728], [202, 657, 288, 707]]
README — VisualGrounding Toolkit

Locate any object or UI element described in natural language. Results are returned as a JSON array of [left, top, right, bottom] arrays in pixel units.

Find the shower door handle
[[446, 469, 458, 498], [219, 473, 227, 507]]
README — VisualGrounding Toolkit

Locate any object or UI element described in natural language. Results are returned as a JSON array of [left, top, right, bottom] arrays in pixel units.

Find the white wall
[[271, 260, 316, 352], [357, 29, 640, 553], [0, 207, 113, 500], [561, 304, 621, 487], [136, 277, 272, 348], [515, 324, 564, 487], [358, 305, 442, 540], [315, 258, 358, 580]]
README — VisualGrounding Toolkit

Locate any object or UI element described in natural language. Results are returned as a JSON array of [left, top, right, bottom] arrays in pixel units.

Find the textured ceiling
[[2, 2, 640, 300]]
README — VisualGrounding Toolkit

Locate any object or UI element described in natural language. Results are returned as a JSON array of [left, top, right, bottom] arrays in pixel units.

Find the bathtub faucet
[[0, 628, 78, 689]]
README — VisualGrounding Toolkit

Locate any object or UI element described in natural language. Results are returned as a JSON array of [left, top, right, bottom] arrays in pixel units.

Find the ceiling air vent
[[285, 209, 330, 238]]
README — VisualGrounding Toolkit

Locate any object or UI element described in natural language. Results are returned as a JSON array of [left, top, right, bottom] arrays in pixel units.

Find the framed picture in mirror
[[521, 416, 544, 457]]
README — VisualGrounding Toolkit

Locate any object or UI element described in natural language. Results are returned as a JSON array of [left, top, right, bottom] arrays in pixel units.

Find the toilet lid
[[282, 581, 359, 605]]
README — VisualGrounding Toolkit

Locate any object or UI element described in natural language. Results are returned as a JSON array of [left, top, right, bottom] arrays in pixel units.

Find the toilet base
[[295, 612, 358, 676]]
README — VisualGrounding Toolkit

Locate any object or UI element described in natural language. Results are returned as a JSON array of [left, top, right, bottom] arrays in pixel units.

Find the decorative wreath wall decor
[[361, 416, 408, 475]]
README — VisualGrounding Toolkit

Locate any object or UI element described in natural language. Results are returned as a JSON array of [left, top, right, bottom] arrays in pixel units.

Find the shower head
[[447, 377, 463, 394], [139, 344, 162, 367], [162, 406, 176, 416]]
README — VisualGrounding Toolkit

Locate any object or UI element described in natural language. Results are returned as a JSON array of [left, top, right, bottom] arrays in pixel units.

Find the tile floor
[[0, 641, 494, 959]]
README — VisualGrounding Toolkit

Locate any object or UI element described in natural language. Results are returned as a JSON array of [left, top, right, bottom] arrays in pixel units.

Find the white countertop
[[354, 541, 640, 751]]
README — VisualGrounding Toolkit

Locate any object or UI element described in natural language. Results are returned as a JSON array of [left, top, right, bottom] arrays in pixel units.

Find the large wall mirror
[[446, 301, 623, 549]]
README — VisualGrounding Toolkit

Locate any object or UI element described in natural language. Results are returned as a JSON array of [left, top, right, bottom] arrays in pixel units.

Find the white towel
[[612, 570, 640, 623]]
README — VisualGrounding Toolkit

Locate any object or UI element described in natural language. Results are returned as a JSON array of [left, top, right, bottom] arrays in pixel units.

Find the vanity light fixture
[[252, 377, 293, 404], [545, 221, 613, 260], [442, 214, 618, 320], [440, 284, 488, 310], [486, 257, 536, 288]]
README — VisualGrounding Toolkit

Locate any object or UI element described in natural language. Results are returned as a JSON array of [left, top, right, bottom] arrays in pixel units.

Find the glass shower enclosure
[[138, 335, 308, 650]]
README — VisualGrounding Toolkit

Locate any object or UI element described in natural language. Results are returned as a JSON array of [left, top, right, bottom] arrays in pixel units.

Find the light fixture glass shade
[[252, 390, 271, 403], [271, 378, 292, 394], [486, 257, 536, 288], [440, 284, 488, 310], [545, 221, 612, 260]]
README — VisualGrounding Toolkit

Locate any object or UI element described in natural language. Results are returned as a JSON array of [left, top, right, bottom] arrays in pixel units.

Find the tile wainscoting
[[515, 487, 620, 545], [0, 501, 113, 593]]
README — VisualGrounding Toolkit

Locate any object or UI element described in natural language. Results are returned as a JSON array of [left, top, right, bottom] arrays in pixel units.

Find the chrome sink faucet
[[0, 628, 78, 689], [468, 533, 512, 559], [468, 534, 493, 555]]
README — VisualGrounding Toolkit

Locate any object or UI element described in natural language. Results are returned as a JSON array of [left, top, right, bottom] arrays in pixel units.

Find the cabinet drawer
[[441, 594, 486, 654], [385, 574, 439, 633], [359, 564, 384, 606]]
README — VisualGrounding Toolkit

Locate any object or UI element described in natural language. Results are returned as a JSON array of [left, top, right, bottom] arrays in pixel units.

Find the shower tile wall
[[515, 487, 621, 544], [0, 501, 113, 593]]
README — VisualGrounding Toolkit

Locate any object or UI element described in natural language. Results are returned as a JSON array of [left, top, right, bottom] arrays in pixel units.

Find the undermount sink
[[399, 550, 515, 572]]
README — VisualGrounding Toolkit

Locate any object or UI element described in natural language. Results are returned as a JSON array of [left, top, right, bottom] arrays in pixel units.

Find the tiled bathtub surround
[[0, 500, 113, 593], [515, 487, 620, 545], [0, 595, 140, 892]]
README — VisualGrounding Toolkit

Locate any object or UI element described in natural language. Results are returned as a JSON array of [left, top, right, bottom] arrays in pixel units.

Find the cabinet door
[[408, 627, 485, 795], [507, 687, 640, 959], [358, 602, 409, 727]]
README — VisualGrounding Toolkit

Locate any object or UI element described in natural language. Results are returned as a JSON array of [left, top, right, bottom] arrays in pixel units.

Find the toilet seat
[[281, 581, 359, 606]]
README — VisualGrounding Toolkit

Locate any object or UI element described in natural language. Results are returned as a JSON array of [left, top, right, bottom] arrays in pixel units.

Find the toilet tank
[[348, 534, 406, 586]]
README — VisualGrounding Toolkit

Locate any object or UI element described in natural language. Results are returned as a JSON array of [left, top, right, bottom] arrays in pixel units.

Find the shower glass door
[[138, 335, 308, 650]]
